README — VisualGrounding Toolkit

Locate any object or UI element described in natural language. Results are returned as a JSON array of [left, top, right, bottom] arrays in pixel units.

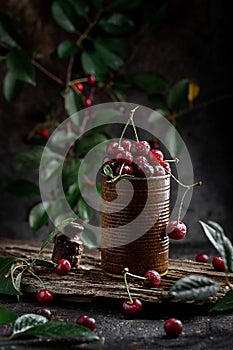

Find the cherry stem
[[164, 158, 179, 163], [29, 269, 46, 289], [165, 168, 202, 190], [123, 269, 133, 304], [177, 187, 191, 223], [119, 106, 140, 146], [125, 271, 146, 281]]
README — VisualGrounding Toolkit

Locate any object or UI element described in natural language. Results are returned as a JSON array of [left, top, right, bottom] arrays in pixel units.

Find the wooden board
[[0, 238, 231, 305]]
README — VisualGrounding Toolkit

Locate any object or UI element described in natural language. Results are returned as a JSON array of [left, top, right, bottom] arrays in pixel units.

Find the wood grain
[[0, 238, 231, 305]]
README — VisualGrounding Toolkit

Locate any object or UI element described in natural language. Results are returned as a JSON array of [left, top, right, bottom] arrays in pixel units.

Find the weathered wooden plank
[[0, 238, 231, 305]]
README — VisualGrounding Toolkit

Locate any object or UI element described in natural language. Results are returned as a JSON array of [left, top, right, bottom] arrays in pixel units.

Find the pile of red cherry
[[102, 139, 170, 178]]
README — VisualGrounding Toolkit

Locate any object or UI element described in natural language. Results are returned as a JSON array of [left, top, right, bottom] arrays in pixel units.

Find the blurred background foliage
[[0, 0, 232, 240]]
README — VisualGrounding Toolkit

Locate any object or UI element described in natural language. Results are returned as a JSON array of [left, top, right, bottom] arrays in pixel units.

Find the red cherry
[[164, 318, 183, 337], [73, 81, 84, 93], [154, 165, 166, 176], [149, 140, 161, 149], [37, 289, 54, 305], [150, 149, 164, 162], [196, 253, 209, 263], [76, 315, 96, 331], [87, 74, 97, 86], [55, 259, 71, 275], [116, 150, 133, 165], [122, 298, 143, 316], [212, 256, 225, 272], [36, 128, 49, 138], [36, 307, 52, 320], [166, 221, 187, 240], [121, 140, 132, 152], [131, 141, 150, 156], [147, 150, 160, 166], [143, 270, 161, 288], [116, 164, 134, 176], [84, 96, 93, 107], [106, 142, 120, 157], [160, 160, 171, 173]]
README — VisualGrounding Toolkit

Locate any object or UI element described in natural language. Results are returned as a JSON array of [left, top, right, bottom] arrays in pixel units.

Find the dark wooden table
[[1, 238, 233, 350]]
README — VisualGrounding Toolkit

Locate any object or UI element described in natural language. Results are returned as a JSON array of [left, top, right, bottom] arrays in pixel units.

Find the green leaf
[[164, 124, 184, 158], [76, 132, 108, 156], [94, 108, 121, 125], [57, 40, 77, 59], [0, 12, 18, 47], [6, 179, 40, 197], [102, 164, 114, 178], [78, 197, 93, 222], [199, 220, 233, 272], [0, 306, 18, 325], [80, 50, 107, 82], [67, 183, 81, 208], [3, 71, 24, 102], [97, 38, 130, 60], [65, 88, 84, 116], [7, 49, 36, 86], [0, 257, 17, 277], [39, 217, 76, 254], [51, 129, 77, 146], [166, 275, 220, 301], [211, 290, 233, 312], [68, 0, 90, 16], [51, 0, 78, 33], [10, 264, 23, 296], [129, 71, 168, 93], [80, 227, 98, 248], [167, 79, 189, 111], [62, 158, 80, 189], [99, 14, 134, 35], [18, 321, 99, 340], [40, 159, 61, 182], [32, 259, 56, 268], [148, 94, 167, 109], [0, 275, 21, 296], [29, 202, 50, 231], [114, 89, 126, 102], [11, 314, 48, 338], [13, 146, 44, 172], [94, 40, 124, 70], [111, 0, 141, 10]]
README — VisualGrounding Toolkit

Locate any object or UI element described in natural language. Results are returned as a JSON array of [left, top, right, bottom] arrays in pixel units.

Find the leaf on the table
[[199, 220, 233, 272], [21, 321, 99, 340], [0, 257, 17, 277], [0, 306, 18, 325], [211, 289, 233, 312], [166, 275, 220, 301], [0, 275, 22, 297], [11, 314, 48, 338], [10, 264, 23, 297], [32, 258, 56, 268]]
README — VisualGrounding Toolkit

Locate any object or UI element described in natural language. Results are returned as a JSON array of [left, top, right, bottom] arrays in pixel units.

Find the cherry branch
[[32, 60, 65, 87]]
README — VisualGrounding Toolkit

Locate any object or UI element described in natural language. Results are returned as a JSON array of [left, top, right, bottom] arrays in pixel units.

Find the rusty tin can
[[101, 174, 170, 277]]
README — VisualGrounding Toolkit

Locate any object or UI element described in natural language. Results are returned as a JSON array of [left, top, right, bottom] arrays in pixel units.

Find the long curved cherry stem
[[123, 268, 133, 304], [119, 106, 140, 146], [177, 187, 191, 223]]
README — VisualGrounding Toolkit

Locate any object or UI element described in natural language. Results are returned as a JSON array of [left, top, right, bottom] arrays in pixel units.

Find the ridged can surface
[[101, 174, 170, 276]]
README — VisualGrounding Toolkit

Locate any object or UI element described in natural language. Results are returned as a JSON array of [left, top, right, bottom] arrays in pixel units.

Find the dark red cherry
[[212, 256, 226, 271], [121, 140, 132, 152], [84, 96, 93, 108], [147, 150, 160, 166], [106, 142, 120, 157], [122, 298, 143, 316], [166, 221, 187, 240], [164, 318, 183, 337], [55, 259, 71, 275], [196, 253, 209, 263], [160, 160, 171, 173], [143, 270, 161, 288], [37, 289, 54, 305], [116, 164, 134, 176], [149, 140, 161, 149], [73, 81, 84, 93], [87, 74, 97, 86], [154, 165, 166, 176], [36, 307, 52, 320], [116, 151, 133, 165], [76, 315, 96, 331], [131, 141, 150, 156], [150, 149, 164, 162]]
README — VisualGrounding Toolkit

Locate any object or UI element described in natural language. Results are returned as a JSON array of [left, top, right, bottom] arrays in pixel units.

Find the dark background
[[0, 0, 232, 243]]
